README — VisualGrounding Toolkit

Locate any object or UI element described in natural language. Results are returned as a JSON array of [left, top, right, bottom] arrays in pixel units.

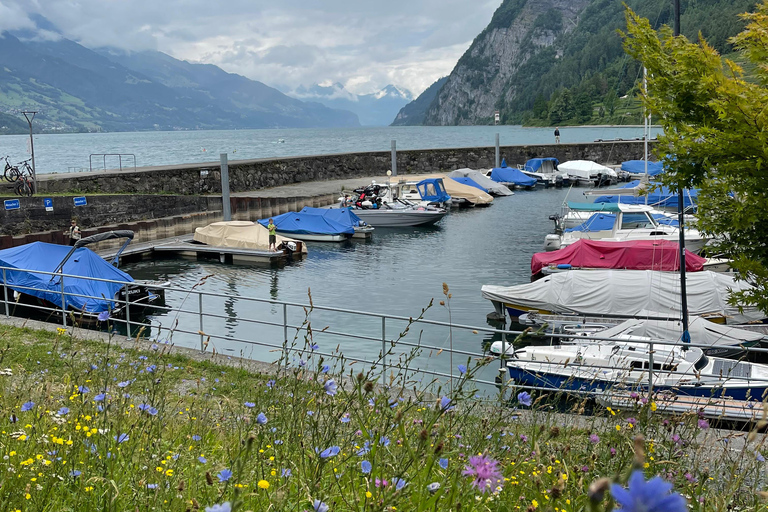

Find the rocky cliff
[[423, 0, 590, 126]]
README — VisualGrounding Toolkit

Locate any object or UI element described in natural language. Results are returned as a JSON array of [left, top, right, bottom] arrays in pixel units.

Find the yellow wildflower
[[257, 480, 269, 489]]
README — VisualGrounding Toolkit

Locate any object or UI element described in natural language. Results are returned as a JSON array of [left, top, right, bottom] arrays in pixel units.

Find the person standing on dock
[[554, 127, 560, 144], [267, 218, 277, 252], [66, 219, 81, 246]]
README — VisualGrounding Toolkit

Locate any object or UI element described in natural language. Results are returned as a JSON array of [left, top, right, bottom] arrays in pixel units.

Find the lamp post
[[21, 111, 37, 194]]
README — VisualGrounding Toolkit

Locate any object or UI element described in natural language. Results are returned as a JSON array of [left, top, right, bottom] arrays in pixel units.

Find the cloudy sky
[[0, 0, 500, 97]]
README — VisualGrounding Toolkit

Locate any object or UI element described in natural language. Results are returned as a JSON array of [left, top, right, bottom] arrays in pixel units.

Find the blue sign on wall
[[44, 198, 53, 212], [4, 199, 20, 210], [73, 196, 87, 207]]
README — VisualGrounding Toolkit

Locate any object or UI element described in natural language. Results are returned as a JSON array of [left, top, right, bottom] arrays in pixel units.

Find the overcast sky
[[0, 0, 500, 96]]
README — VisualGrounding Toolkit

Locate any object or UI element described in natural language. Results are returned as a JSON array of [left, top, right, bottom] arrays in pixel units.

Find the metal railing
[[1, 263, 767, 415], [89, 154, 137, 173]]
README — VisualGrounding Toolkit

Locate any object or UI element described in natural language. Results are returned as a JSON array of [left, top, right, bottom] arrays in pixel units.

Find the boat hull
[[507, 365, 768, 401], [352, 209, 447, 227], [275, 231, 348, 242]]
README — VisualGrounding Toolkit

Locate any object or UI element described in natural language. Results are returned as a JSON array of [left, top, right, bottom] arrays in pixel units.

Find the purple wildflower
[[98, 311, 110, 322], [281, 468, 292, 477], [462, 454, 504, 493], [589, 433, 600, 444], [611, 470, 687, 512], [698, 419, 709, 429], [313, 500, 329, 512], [517, 391, 532, 407]]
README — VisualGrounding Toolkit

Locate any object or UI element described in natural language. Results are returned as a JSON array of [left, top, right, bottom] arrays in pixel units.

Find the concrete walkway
[[230, 174, 396, 199]]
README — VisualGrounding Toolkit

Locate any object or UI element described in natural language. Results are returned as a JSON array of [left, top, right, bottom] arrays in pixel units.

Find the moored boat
[[447, 169, 513, 196]]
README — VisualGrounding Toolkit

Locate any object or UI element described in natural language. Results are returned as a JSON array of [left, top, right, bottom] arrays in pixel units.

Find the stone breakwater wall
[[36, 141, 648, 195], [0, 193, 337, 249]]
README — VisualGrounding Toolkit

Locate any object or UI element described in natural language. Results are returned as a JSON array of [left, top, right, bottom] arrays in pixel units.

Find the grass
[[1, 315, 767, 511]]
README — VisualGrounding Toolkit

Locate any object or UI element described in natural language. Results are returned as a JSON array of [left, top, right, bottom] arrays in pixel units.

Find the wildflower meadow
[[0, 309, 767, 511]]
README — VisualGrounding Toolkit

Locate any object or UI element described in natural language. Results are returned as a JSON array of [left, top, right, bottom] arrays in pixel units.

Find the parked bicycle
[[3, 156, 20, 182], [12, 160, 34, 196]]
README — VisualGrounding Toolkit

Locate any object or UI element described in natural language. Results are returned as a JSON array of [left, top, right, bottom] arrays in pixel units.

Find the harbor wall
[[0, 193, 337, 248], [36, 141, 649, 195]]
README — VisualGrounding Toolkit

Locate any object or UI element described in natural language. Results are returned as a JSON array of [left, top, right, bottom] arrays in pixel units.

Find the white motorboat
[[558, 160, 618, 187], [339, 202, 448, 227], [517, 158, 569, 188], [491, 314, 765, 358], [494, 338, 768, 401], [481, 269, 765, 325], [543, 203, 708, 253]]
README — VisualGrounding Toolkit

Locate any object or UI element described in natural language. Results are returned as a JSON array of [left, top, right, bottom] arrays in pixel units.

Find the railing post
[[2, 268, 8, 317], [60, 274, 67, 327], [381, 317, 387, 380], [199, 292, 204, 352], [283, 303, 288, 343], [648, 341, 654, 396], [124, 285, 131, 336]]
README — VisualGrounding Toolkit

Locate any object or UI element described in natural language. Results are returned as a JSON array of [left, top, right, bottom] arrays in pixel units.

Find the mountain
[[291, 83, 412, 126], [0, 30, 359, 133], [422, 0, 757, 126], [391, 76, 449, 126]]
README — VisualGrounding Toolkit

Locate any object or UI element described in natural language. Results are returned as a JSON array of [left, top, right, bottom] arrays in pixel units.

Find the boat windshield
[[620, 212, 656, 229], [694, 355, 709, 372]]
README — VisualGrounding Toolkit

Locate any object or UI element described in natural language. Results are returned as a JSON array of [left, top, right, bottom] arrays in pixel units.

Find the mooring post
[[220, 153, 232, 221], [381, 317, 387, 380], [390, 140, 397, 177], [495, 133, 500, 168]]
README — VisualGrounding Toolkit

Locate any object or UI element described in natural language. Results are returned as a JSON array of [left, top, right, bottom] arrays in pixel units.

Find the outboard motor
[[544, 234, 562, 252]]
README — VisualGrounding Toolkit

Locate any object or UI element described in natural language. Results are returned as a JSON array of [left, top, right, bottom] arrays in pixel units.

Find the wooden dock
[[98, 234, 296, 264]]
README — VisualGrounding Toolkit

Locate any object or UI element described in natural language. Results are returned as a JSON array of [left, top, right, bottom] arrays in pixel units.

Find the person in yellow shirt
[[267, 218, 277, 252]]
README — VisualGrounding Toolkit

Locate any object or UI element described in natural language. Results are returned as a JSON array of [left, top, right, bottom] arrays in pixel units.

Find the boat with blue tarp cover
[[258, 209, 361, 242], [296, 206, 374, 239], [0, 231, 165, 324], [621, 159, 665, 178], [591, 181, 698, 210], [489, 164, 537, 189]]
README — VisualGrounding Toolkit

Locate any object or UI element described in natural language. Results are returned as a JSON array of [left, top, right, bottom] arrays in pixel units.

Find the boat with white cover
[[447, 169, 514, 196], [481, 269, 765, 325], [558, 160, 618, 187]]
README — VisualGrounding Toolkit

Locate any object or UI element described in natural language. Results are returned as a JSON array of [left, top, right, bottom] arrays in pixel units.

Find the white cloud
[[0, 0, 501, 96]]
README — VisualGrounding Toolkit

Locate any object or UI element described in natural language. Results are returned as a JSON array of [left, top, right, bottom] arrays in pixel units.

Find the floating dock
[[98, 234, 301, 265]]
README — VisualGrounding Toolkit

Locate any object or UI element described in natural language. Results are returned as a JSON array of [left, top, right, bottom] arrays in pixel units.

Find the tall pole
[[220, 153, 232, 221], [495, 133, 500, 168], [21, 111, 37, 194], [390, 140, 397, 177], [673, 0, 690, 348]]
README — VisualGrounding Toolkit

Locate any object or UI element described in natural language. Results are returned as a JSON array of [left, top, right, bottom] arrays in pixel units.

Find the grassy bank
[[0, 319, 766, 511]]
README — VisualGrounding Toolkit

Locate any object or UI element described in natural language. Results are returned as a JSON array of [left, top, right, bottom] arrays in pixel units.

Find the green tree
[[622, 2, 768, 313]]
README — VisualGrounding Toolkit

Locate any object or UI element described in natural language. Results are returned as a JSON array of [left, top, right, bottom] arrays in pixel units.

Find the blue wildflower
[[611, 470, 687, 512], [198, 456, 207, 463], [266, 379, 275, 388], [322, 364, 330, 373], [457, 364, 467, 374], [217, 468, 233, 482], [324, 379, 338, 396], [427, 482, 441, 493], [340, 413, 350, 423], [361, 460, 372, 474], [147, 483, 158, 489], [439, 396, 454, 412], [97, 311, 110, 322], [517, 391, 532, 407], [69, 470, 81, 477], [313, 500, 329, 512], [439, 458, 448, 470], [94, 393, 106, 402], [205, 503, 232, 512], [281, 468, 292, 478], [393, 477, 407, 491], [320, 446, 340, 459], [310, 343, 319, 351], [256, 412, 268, 425], [379, 436, 391, 447], [192, 435, 202, 441], [357, 441, 370, 456], [146, 364, 157, 373], [114, 433, 129, 444], [244, 402, 255, 408], [117, 380, 132, 388], [21, 401, 35, 412]]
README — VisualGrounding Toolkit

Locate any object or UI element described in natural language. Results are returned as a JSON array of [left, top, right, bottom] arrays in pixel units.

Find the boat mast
[[643, 67, 649, 206], [674, 0, 690, 348]]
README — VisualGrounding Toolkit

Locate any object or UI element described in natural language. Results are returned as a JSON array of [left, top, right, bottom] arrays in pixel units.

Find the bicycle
[[14, 173, 33, 196], [3, 156, 20, 183]]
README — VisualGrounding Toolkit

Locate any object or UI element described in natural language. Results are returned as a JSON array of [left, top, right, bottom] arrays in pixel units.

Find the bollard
[[495, 133, 500, 168], [390, 140, 397, 177]]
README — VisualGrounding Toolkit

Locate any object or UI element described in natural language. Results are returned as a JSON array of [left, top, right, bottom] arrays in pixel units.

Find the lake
[[0, 125, 660, 175]]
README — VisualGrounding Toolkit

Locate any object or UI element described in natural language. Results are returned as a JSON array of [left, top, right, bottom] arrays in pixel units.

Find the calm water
[[0, 125, 660, 174], [123, 187, 572, 386]]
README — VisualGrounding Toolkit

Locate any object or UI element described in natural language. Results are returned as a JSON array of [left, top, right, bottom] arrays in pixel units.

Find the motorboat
[[495, 338, 768, 401], [337, 202, 448, 227], [446, 169, 513, 196], [258, 208, 367, 242], [294, 207, 374, 239], [481, 269, 764, 325], [585, 180, 698, 214], [620, 159, 665, 180], [192, 221, 307, 261], [0, 231, 165, 325], [552, 199, 695, 232], [558, 160, 617, 187], [395, 178, 452, 208], [491, 314, 765, 358], [530, 239, 707, 281], [543, 202, 708, 253], [487, 164, 537, 190], [518, 158, 569, 188]]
